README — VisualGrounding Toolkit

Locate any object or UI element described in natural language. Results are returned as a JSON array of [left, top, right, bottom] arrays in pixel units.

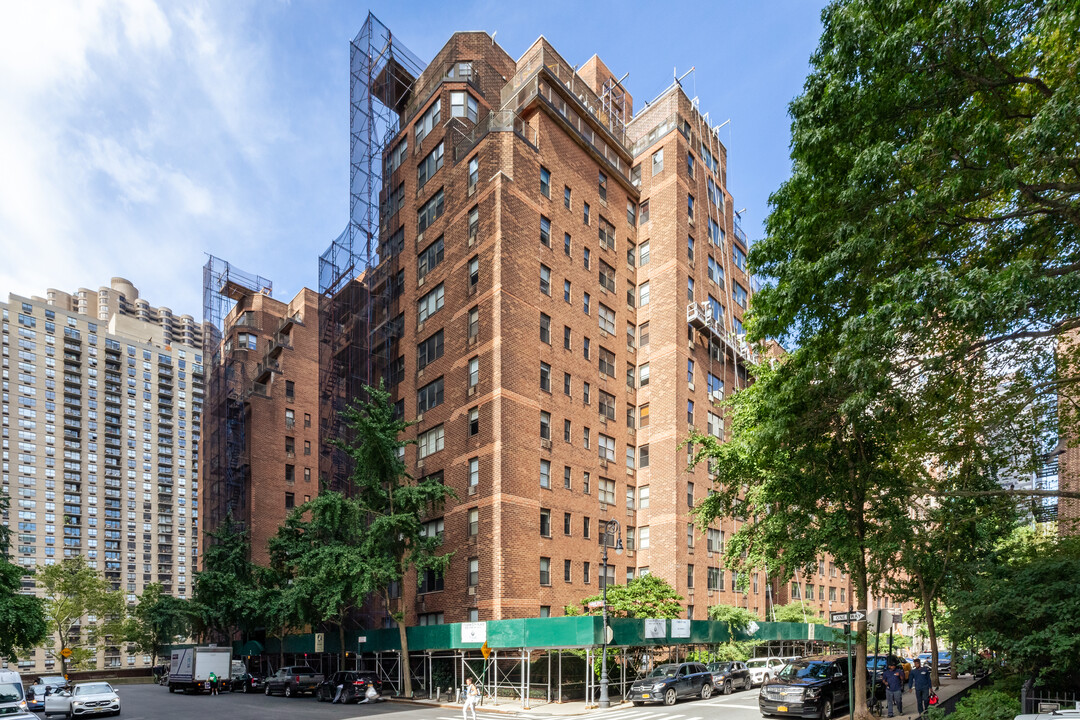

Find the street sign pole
[[847, 603, 854, 714]]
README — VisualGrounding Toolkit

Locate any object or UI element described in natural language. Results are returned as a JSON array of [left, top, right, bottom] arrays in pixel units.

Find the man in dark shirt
[[908, 658, 934, 715], [881, 660, 906, 717]]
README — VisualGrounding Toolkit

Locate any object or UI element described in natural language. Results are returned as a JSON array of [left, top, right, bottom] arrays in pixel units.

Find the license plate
[[778, 706, 788, 712], [641, 693, 650, 698]]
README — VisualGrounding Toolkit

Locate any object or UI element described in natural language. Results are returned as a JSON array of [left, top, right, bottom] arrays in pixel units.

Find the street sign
[[60, 648, 72, 659], [868, 608, 894, 633], [587, 600, 604, 610], [480, 642, 490, 659], [830, 610, 867, 624], [314, 633, 325, 653]]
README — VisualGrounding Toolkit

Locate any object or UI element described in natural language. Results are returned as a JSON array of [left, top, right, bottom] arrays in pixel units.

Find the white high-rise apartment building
[[1, 281, 204, 673]]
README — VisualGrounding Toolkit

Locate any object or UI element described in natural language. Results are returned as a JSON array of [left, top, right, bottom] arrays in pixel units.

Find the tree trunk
[[339, 620, 347, 670], [918, 574, 940, 688], [852, 562, 871, 720], [397, 614, 412, 698], [279, 625, 286, 668]]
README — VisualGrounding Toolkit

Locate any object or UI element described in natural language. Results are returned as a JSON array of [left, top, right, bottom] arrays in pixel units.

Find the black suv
[[629, 662, 715, 706], [759, 654, 868, 719], [315, 672, 383, 704]]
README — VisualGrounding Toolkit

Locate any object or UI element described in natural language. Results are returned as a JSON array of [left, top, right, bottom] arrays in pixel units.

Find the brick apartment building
[[316, 21, 858, 629], [199, 266, 320, 566]]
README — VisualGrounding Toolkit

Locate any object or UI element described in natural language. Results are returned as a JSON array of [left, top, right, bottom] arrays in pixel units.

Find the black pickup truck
[[629, 662, 715, 706]]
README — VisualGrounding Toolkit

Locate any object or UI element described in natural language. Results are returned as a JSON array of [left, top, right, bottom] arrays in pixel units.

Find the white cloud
[[0, 0, 298, 316]]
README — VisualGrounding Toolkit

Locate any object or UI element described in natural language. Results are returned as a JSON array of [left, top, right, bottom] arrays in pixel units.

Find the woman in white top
[[463, 677, 479, 720]]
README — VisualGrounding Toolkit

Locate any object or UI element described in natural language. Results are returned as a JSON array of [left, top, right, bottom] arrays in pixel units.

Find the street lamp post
[[598, 519, 623, 709]]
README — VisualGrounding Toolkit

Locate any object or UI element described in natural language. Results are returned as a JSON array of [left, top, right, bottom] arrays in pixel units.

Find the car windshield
[[648, 665, 679, 679], [778, 661, 833, 681], [41, 678, 66, 686], [76, 684, 112, 695], [0, 684, 24, 702], [746, 659, 769, 668], [707, 662, 733, 672]]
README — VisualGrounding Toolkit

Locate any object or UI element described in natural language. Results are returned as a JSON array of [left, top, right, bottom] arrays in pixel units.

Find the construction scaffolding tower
[[202, 255, 273, 538], [319, 12, 426, 493]]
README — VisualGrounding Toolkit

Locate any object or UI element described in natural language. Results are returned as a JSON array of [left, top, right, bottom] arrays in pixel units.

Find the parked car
[[629, 662, 715, 706], [227, 672, 264, 694], [33, 679, 69, 694], [707, 661, 752, 694], [315, 672, 383, 704], [1015, 712, 1080, 720], [759, 654, 869, 719], [0, 671, 29, 715], [44, 682, 120, 718], [264, 666, 324, 698], [747, 658, 787, 687], [26, 682, 47, 712], [867, 654, 911, 681]]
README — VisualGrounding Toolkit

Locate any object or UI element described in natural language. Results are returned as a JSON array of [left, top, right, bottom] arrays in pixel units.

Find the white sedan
[[745, 657, 786, 686], [44, 682, 120, 718]]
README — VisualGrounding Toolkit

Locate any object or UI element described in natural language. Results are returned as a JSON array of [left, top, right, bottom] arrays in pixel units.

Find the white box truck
[[168, 646, 232, 694]]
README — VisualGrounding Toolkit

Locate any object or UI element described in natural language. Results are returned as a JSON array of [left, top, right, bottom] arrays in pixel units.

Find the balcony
[[253, 357, 279, 383], [265, 331, 291, 359], [686, 302, 760, 365]]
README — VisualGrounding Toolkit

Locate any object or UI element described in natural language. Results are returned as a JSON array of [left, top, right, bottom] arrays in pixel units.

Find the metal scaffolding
[[318, 12, 425, 493], [201, 255, 272, 538]]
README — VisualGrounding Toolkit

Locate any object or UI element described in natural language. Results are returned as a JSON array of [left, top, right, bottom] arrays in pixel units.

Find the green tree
[[249, 565, 304, 668], [268, 491, 371, 667], [37, 556, 125, 675], [771, 601, 826, 625], [0, 494, 47, 661], [123, 583, 191, 667], [948, 529, 1080, 681], [191, 512, 256, 642], [332, 382, 456, 698], [564, 574, 685, 619]]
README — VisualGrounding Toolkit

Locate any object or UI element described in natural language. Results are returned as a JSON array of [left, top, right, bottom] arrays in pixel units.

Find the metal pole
[[846, 608, 853, 715], [599, 531, 611, 708], [871, 617, 882, 713]]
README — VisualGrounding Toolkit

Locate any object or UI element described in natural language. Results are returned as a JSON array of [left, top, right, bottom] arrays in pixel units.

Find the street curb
[[386, 698, 628, 716]]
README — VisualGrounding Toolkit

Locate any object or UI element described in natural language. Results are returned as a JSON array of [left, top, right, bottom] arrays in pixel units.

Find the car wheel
[[168, 685, 175, 694], [724, 679, 732, 695], [241, 682, 249, 694], [284, 685, 293, 698], [820, 697, 832, 719], [700, 683, 713, 699], [745, 676, 753, 691], [632, 701, 643, 707], [663, 688, 677, 706], [264, 685, 271, 696]]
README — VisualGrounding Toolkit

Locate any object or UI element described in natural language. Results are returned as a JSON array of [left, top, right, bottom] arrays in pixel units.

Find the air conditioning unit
[[468, 386, 476, 396], [541, 438, 552, 450], [468, 485, 477, 495], [418, 276, 425, 287], [599, 458, 608, 468], [416, 413, 423, 422], [467, 587, 476, 596], [627, 428, 635, 437], [688, 382, 695, 392]]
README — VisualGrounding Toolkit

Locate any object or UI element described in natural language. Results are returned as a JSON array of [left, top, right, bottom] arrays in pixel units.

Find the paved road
[[100, 683, 771, 720]]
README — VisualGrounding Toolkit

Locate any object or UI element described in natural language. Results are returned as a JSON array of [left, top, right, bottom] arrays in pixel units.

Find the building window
[[733, 245, 747, 271], [415, 98, 441, 142], [468, 155, 479, 189], [469, 508, 479, 536], [468, 557, 479, 587], [285, 492, 295, 509], [639, 363, 650, 387], [469, 256, 479, 288], [734, 283, 748, 308], [563, 465, 572, 489], [417, 377, 445, 414], [584, 338, 591, 361], [285, 464, 295, 482], [599, 217, 615, 251], [598, 171, 607, 202], [417, 143, 444, 190], [639, 485, 650, 508], [583, 517, 591, 539], [583, 471, 591, 494], [469, 457, 479, 486], [687, 193, 695, 220], [687, 523, 695, 548], [599, 390, 616, 420], [285, 436, 295, 455], [708, 528, 723, 553], [564, 280, 571, 303], [564, 559, 572, 582], [688, 399, 695, 424], [469, 407, 479, 436], [639, 281, 650, 307], [584, 247, 591, 269], [564, 326, 572, 351], [563, 511, 572, 535], [540, 264, 551, 295], [540, 167, 551, 197], [418, 330, 445, 371], [599, 261, 615, 293], [627, 201, 636, 226], [468, 357, 479, 388], [540, 459, 551, 488], [638, 321, 649, 346], [564, 232, 572, 256], [418, 188, 445, 233], [540, 313, 551, 344], [450, 91, 478, 122], [540, 510, 551, 537], [687, 564, 695, 588], [540, 557, 551, 586], [540, 362, 551, 392], [583, 561, 591, 584], [583, 424, 591, 447], [418, 568, 445, 594], [639, 525, 650, 549], [468, 307, 479, 340], [598, 433, 615, 462], [564, 418, 572, 442], [540, 411, 551, 440], [418, 284, 445, 323], [652, 148, 664, 175], [638, 240, 650, 267], [599, 477, 615, 505], [540, 215, 551, 246], [418, 425, 445, 459], [708, 567, 720, 591], [285, 379, 295, 401], [285, 408, 295, 428], [304, 440, 311, 456], [688, 276, 695, 301], [305, 412, 312, 428], [687, 151, 695, 178], [639, 444, 649, 468], [583, 202, 590, 225], [468, 206, 479, 243]]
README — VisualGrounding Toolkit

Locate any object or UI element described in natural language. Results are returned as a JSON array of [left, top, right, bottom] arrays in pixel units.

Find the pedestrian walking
[[462, 677, 479, 720], [909, 658, 934, 716], [881, 660, 906, 717], [208, 671, 219, 696]]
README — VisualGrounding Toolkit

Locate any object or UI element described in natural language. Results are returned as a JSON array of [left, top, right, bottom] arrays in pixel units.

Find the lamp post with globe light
[[598, 519, 623, 709]]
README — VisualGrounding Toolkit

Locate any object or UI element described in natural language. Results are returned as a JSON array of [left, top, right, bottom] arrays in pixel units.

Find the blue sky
[[0, 0, 825, 316]]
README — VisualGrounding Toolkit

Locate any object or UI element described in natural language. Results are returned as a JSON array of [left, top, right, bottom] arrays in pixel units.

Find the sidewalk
[[835, 675, 977, 719], [393, 696, 628, 717]]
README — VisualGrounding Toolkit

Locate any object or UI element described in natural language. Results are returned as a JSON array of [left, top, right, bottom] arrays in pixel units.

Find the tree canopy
[[37, 556, 125, 674], [565, 575, 685, 619], [123, 583, 191, 667]]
